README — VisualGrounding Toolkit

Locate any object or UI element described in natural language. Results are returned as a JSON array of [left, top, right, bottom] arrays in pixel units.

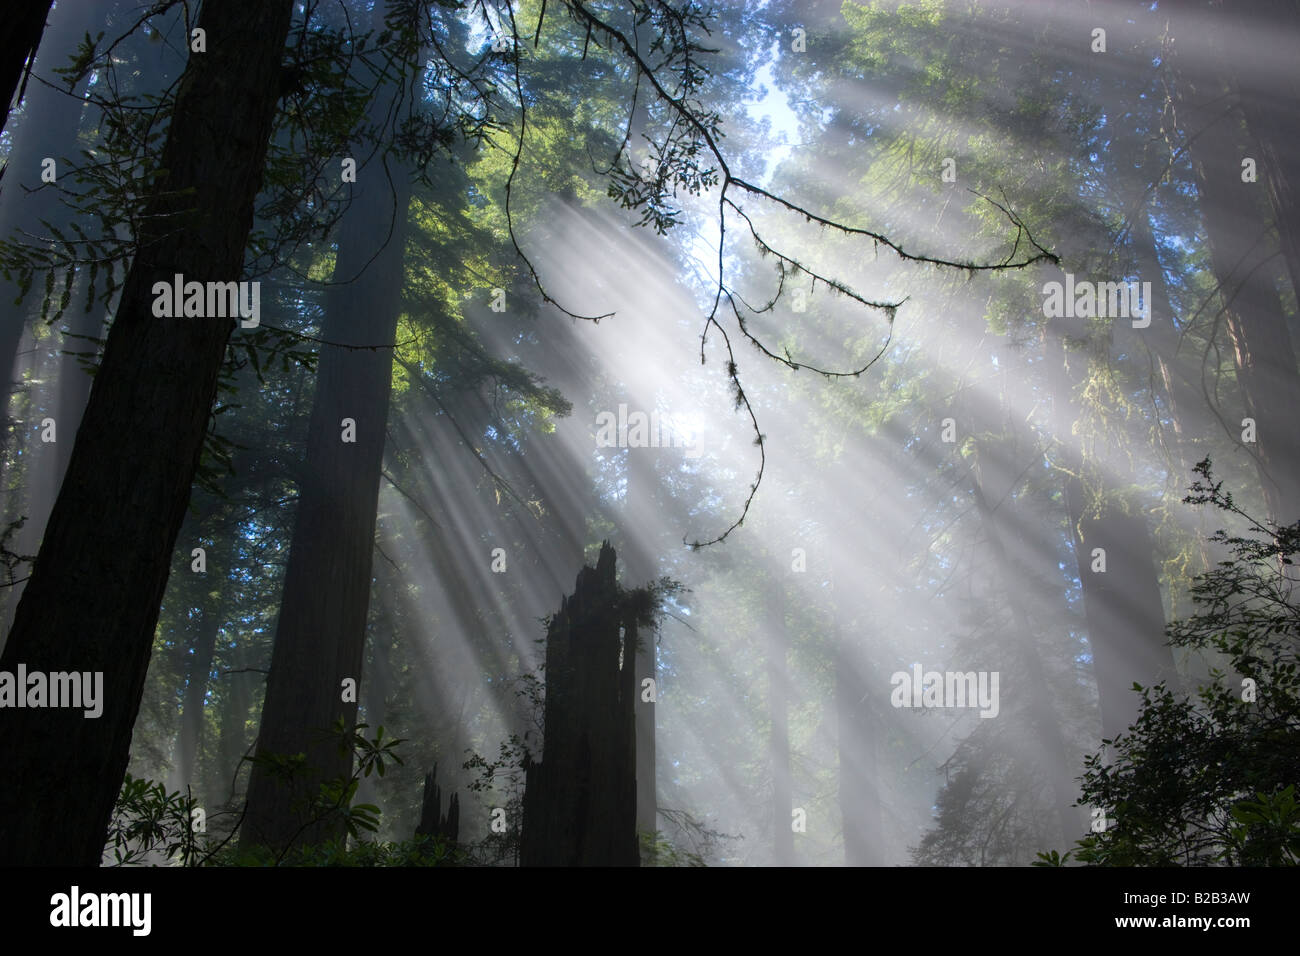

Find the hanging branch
[[487, 1, 1062, 544]]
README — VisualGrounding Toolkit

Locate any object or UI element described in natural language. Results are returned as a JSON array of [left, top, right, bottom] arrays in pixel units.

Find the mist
[[0, 0, 1296, 896]]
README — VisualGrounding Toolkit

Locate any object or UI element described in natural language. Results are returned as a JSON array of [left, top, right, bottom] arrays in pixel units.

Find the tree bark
[[1168, 0, 1300, 528], [966, 443, 1083, 847], [521, 543, 638, 866], [241, 147, 413, 852], [176, 574, 226, 795], [0, 0, 52, 134], [1063, 477, 1175, 741], [621, 444, 658, 852], [1040, 305, 1177, 743], [1212, 0, 1300, 298], [766, 575, 795, 865], [0, 0, 100, 454], [829, 546, 882, 866], [0, 0, 294, 867], [415, 763, 459, 851]]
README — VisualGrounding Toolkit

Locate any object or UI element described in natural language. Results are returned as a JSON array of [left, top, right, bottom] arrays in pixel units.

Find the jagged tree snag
[[521, 542, 663, 866]]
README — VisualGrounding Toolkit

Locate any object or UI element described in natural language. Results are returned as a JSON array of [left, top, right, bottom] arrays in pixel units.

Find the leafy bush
[[1036, 460, 1300, 866]]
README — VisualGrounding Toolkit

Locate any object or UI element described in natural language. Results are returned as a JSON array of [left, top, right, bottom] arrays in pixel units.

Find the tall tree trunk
[[1213, 0, 1300, 298], [829, 537, 882, 865], [822, 428, 894, 865], [0, 0, 294, 867], [241, 119, 413, 851], [1168, 0, 1300, 528], [0, 0, 52, 134], [834, 638, 879, 865], [0, 0, 99, 455], [1040, 304, 1176, 743], [621, 443, 658, 853], [766, 574, 795, 865], [1063, 477, 1174, 741], [1131, 212, 1201, 487], [217, 646, 254, 802], [966, 443, 1082, 847], [176, 533, 230, 797]]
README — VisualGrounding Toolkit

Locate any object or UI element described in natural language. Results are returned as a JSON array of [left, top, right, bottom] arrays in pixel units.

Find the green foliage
[[1044, 460, 1300, 866], [1226, 786, 1300, 866], [110, 720, 416, 866], [245, 720, 407, 849], [641, 807, 740, 867], [104, 774, 202, 866], [218, 833, 464, 867], [639, 829, 706, 866]]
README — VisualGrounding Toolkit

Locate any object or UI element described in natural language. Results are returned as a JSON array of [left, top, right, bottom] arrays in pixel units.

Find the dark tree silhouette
[[0, 0, 295, 866], [0, 0, 52, 134]]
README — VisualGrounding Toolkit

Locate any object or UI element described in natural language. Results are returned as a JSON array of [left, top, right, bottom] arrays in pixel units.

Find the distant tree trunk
[[1213, 0, 1300, 298], [621, 444, 658, 853], [1064, 478, 1175, 741], [176, 574, 228, 794], [830, 555, 882, 866], [0, 0, 99, 455], [966, 450, 1082, 847], [766, 576, 795, 865], [1134, 211, 1221, 594], [521, 543, 639, 866], [4, 271, 110, 634], [0, 0, 51, 134], [1131, 214, 1200, 483], [241, 153, 413, 853], [1040, 306, 1176, 743], [622, 97, 661, 852], [0, 0, 295, 867], [217, 647, 254, 799], [1168, 1, 1300, 528]]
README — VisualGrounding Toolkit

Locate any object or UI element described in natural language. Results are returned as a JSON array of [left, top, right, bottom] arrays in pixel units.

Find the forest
[[0, 0, 1297, 880]]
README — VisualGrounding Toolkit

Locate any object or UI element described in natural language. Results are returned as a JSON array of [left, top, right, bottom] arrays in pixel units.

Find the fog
[[0, 0, 1296, 873]]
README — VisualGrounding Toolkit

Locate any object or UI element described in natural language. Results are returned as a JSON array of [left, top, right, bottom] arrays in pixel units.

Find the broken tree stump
[[521, 542, 639, 866], [415, 763, 459, 857]]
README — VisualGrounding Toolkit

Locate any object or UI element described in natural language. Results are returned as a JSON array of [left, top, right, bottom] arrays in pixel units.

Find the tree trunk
[[241, 148, 413, 852], [0, 0, 51, 134], [415, 763, 459, 853], [0, 0, 294, 867], [0, 0, 99, 454], [1168, 0, 1300, 528], [1064, 477, 1175, 741], [1040, 305, 1176, 743], [1131, 213, 1201, 485], [830, 556, 882, 866], [621, 444, 658, 852], [766, 575, 795, 865], [176, 582, 226, 794], [217, 645, 254, 802], [521, 542, 638, 866], [966, 446, 1082, 847], [1213, 0, 1300, 298]]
